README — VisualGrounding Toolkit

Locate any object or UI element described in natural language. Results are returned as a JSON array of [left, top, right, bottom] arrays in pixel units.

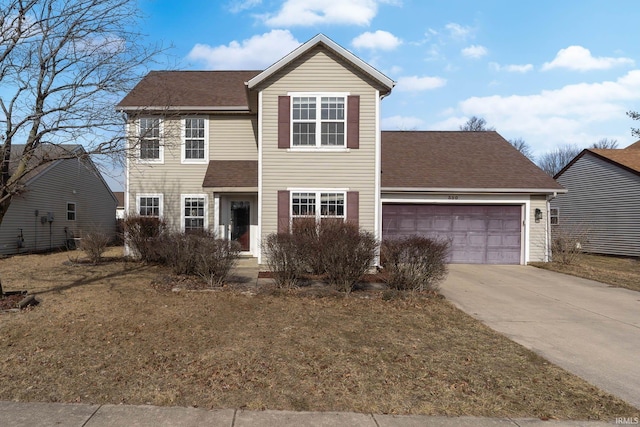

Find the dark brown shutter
[[347, 191, 359, 226], [277, 190, 290, 233], [347, 95, 360, 149], [278, 96, 290, 149]]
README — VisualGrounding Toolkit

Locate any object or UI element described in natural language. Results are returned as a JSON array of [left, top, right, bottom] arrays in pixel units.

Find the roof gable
[[557, 148, 640, 180], [381, 131, 564, 192], [247, 34, 394, 94]]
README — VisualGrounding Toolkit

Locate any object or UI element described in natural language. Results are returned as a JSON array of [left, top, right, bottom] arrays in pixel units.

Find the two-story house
[[118, 34, 563, 265]]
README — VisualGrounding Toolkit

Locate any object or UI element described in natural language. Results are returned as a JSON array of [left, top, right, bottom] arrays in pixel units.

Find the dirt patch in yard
[[531, 254, 640, 292], [0, 248, 637, 419]]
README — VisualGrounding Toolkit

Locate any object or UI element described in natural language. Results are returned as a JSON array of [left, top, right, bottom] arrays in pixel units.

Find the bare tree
[[627, 110, 640, 138], [536, 144, 582, 177], [591, 138, 618, 149], [459, 116, 495, 131], [508, 137, 535, 161], [0, 0, 161, 295]]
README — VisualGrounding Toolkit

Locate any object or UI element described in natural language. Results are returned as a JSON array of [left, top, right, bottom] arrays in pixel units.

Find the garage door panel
[[383, 204, 522, 264]]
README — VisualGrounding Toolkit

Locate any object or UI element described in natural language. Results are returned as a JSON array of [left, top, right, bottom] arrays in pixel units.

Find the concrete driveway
[[440, 264, 640, 409]]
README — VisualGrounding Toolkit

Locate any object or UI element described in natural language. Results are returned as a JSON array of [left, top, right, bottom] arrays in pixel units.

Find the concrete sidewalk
[[0, 401, 624, 427]]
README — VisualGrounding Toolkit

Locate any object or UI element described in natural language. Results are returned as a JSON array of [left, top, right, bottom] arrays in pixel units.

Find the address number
[[448, 195, 459, 200]]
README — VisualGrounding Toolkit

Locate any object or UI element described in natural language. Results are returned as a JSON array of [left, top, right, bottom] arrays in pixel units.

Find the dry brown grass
[[0, 248, 637, 419], [531, 254, 640, 292]]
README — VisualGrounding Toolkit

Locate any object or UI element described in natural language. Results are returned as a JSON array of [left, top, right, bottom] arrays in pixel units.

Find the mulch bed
[[0, 291, 28, 311]]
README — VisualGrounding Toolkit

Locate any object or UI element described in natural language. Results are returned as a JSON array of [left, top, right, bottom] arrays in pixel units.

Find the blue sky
[[121, 0, 640, 188]]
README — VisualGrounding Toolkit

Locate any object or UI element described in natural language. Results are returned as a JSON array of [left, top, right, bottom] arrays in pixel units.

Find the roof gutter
[[116, 106, 251, 113], [381, 187, 568, 194]]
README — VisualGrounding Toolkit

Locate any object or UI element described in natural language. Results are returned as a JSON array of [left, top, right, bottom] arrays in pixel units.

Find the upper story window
[[137, 194, 163, 217], [182, 117, 208, 163], [291, 94, 346, 148], [67, 202, 76, 221], [138, 117, 163, 163]]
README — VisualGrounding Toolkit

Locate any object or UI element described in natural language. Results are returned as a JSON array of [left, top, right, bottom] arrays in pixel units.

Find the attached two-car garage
[[382, 204, 523, 264]]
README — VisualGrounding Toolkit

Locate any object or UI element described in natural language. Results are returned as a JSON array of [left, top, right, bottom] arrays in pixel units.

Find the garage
[[382, 204, 522, 264]]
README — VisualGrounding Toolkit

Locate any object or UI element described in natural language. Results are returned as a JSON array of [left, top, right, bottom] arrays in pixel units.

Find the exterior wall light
[[534, 208, 543, 223]]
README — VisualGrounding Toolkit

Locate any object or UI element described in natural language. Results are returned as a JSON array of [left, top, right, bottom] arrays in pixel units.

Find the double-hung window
[[67, 202, 76, 221], [182, 195, 207, 232], [550, 208, 559, 225], [292, 94, 346, 148], [291, 191, 345, 224], [138, 117, 162, 162], [137, 194, 163, 217], [182, 117, 208, 163]]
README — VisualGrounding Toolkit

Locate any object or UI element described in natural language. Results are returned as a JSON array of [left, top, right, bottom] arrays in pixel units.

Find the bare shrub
[[195, 237, 241, 287], [156, 232, 200, 275], [123, 215, 167, 262], [551, 224, 590, 265], [380, 235, 450, 292], [79, 230, 112, 264], [262, 233, 306, 289], [291, 217, 324, 275], [316, 220, 378, 295]]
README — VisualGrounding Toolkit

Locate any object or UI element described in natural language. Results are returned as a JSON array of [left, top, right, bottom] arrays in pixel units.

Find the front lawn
[[0, 248, 636, 419], [531, 254, 640, 292]]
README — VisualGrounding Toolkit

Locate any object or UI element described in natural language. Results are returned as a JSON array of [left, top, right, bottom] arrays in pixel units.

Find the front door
[[230, 201, 250, 251]]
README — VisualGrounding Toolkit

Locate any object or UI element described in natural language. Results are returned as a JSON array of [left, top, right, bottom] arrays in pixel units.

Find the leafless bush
[[291, 217, 324, 275], [551, 224, 590, 265], [262, 233, 306, 289], [380, 235, 450, 292], [195, 237, 241, 287], [79, 230, 112, 264], [156, 232, 200, 275], [123, 215, 167, 262], [316, 220, 378, 295]]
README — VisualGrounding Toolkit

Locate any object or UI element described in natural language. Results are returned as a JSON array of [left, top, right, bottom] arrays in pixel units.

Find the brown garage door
[[382, 204, 522, 264]]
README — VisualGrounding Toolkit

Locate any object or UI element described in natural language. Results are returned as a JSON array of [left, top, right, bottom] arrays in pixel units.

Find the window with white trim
[[138, 117, 162, 162], [291, 191, 345, 223], [182, 195, 207, 232], [137, 194, 163, 217], [67, 202, 76, 221], [550, 208, 559, 225], [182, 117, 208, 163], [292, 94, 346, 147]]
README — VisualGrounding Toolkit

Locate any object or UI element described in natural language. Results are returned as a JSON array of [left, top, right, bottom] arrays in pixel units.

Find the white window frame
[[136, 194, 163, 218], [290, 189, 347, 224], [137, 117, 164, 164], [66, 202, 76, 221], [181, 116, 209, 164], [550, 207, 559, 226], [181, 194, 208, 232], [289, 92, 349, 150]]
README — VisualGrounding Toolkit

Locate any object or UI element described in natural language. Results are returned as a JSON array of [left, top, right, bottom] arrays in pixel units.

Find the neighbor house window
[[291, 94, 346, 147], [291, 191, 345, 223], [137, 194, 163, 217], [138, 117, 162, 162], [550, 208, 559, 225], [67, 202, 76, 221], [182, 195, 207, 232], [182, 117, 208, 163]]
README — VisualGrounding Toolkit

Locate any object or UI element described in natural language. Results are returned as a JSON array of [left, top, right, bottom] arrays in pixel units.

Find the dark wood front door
[[231, 201, 250, 251]]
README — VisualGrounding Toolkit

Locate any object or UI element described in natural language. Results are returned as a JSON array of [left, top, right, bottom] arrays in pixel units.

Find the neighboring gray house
[[0, 145, 118, 255], [552, 141, 640, 257]]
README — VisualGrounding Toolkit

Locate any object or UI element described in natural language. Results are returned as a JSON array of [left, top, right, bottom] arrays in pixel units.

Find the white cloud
[[489, 62, 533, 73], [542, 45, 634, 72], [186, 30, 301, 69], [382, 115, 426, 130], [352, 30, 402, 51], [396, 75, 446, 92], [434, 70, 640, 153], [461, 45, 488, 59], [227, 0, 261, 13], [261, 0, 383, 27], [445, 23, 472, 40]]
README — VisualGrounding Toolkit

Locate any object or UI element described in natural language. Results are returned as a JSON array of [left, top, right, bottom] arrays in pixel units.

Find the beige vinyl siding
[[259, 47, 381, 239], [128, 114, 258, 230], [529, 195, 549, 263], [210, 116, 257, 160], [552, 154, 640, 257], [0, 158, 116, 255]]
